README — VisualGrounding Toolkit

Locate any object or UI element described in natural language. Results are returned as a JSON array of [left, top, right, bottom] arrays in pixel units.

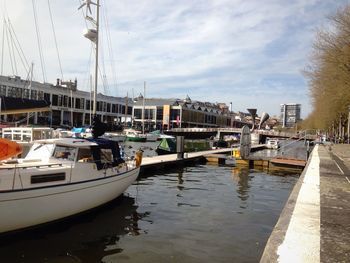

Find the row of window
[[1, 85, 44, 100], [51, 94, 131, 114], [133, 107, 230, 126], [1, 84, 132, 115]]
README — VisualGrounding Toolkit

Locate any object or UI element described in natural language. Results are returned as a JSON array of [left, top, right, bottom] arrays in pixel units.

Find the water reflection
[[0, 195, 145, 263], [0, 162, 299, 263], [231, 167, 252, 201], [177, 170, 184, 190]]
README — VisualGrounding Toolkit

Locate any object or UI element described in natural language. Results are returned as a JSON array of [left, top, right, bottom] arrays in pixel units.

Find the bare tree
[[303, 5, 350, 138]]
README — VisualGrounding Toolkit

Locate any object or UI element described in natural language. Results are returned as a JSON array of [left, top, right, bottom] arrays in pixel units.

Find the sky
[[1, 0, 349, 118]]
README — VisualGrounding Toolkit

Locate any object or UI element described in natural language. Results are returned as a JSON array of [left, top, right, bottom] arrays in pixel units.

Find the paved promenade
[[260, 144, 350, 263]]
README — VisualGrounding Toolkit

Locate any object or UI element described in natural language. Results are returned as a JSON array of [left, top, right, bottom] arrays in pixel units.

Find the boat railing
[[1, 163, 64, 170]]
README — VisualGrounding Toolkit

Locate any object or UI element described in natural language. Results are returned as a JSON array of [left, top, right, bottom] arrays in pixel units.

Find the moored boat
[[0, 137, 141, 234], [0, 0, 142, 235], [156, 137, 176, 155], [124, 129, 147, 142]]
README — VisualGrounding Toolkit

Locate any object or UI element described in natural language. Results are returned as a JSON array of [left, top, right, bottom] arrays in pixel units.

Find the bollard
[[306, 141, 310, 160], [176, 136, 185, 160]]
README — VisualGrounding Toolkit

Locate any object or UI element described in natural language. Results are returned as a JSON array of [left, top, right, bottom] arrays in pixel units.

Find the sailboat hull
[[0, 167, 139, 234]]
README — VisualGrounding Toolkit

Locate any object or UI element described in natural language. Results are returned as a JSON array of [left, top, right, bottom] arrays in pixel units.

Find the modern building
[[132, 95, 250, 131], [280, 103, 301, 128], [0, 75, 133, 128]]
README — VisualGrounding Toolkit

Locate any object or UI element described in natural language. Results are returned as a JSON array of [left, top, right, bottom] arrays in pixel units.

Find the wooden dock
[[139, 143, 307, 174], [140, 144, 266, 171]]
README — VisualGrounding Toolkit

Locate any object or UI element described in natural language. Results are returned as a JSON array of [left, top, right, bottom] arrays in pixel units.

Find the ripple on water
[[0, 163, 299, 263]]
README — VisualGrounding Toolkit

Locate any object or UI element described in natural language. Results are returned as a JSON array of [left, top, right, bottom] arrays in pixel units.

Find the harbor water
[[0, 142, 299, 263]]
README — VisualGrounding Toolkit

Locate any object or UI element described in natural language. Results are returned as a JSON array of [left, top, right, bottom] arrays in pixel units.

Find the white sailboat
[[0, 0, 141, 234]]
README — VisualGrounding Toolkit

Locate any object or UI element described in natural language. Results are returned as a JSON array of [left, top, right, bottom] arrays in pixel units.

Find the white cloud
[[1, 0, 348, 117]]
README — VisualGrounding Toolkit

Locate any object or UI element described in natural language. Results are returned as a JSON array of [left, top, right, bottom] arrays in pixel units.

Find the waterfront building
[[132, 95, 249, 131], [0, 75, 133, 128], [280, 103, 301, 128]]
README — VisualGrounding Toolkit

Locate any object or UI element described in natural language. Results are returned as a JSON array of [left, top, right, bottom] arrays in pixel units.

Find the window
[[77, 147, 93, 162], [53, 145, 76, 161], [23, 89, 30, 99], [63, 95, 68, 107], [31, 173, 66, 184], [0, 85, 6, 96], [38, 91, 44, 100], [75, 98, 81, 109], [58, 95, 62, 106], [16, 87, 22, 98], [44, 93, 50, 103], [170, 109, 180, 121], [31, 90, 37, 99], [52, 94, 58, 106], [134, 109, 142, 119], [157, 108, 163, 120]]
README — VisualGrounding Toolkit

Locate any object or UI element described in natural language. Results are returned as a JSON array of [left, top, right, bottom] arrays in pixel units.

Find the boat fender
[[135, 150, 143, 167]]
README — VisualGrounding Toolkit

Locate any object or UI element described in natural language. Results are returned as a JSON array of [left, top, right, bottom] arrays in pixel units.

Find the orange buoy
[[0, 138, 23, 161]]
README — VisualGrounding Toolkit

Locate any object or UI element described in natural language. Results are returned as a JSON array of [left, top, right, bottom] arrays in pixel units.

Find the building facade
[[280, 103, 301, 128], [0, 75, 133, 128], [132, 96, 249, 131]]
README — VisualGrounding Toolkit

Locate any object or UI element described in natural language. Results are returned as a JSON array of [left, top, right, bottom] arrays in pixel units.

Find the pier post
[[176, 136, 185, 160]]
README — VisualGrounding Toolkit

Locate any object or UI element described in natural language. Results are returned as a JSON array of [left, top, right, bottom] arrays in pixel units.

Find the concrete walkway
[[260, 144, 350, 263]]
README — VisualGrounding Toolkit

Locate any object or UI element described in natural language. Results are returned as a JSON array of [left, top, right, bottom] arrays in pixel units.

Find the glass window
[[170, 109, 180, 121], [57, 95, 62, 106], [128, 106, 132, 115], [77, 147, 93, 162], [38, 91, 44, 100], [31, 90, 37, 99], [134, 109, 142, 119], [157, 108, 163, 120], [0, 85, 6, 96], [75, 98, 81, 109], [52, 94, 58, 105], [44, 93, 50, 103], [23, 89, 30, 99], [53, 145, 76, 161]]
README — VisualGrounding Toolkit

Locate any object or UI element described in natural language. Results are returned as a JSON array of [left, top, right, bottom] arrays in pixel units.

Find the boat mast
[[80, 0, 100, 118], [142, 81, 145, 134], [124, 92, 128, 127], [27, 62, 34, 125], [93, 0, 99, 117]]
